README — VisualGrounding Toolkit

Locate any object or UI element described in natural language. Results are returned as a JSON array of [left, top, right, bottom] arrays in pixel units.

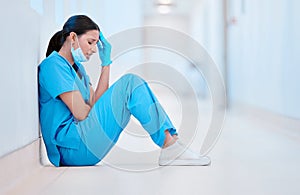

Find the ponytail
[[46, 30, 65, 57]]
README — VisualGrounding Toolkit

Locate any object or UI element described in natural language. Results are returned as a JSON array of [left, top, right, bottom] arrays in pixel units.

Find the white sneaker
[[159, 141, 211, 166]]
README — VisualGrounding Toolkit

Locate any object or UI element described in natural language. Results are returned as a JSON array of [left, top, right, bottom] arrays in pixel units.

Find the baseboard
[[231, 102, 300, 137]]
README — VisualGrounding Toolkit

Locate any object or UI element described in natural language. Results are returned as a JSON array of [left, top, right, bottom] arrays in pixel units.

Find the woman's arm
[[92, 66, 110, 104], [60, 91, 91, 121], [92, 31, 111, 103], [60, 66, 110, 120], [60, 31, 111, 120], [88, 66, 110, 106]]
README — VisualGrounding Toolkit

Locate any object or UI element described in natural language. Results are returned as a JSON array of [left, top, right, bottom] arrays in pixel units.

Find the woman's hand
[[97, 32, 112, 66]]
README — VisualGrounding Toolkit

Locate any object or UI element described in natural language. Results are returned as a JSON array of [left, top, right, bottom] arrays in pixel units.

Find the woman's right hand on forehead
[[97, 32, 112, 66]]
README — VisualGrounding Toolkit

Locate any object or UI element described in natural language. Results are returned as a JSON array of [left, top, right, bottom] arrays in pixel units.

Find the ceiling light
[[157, 4, 171, 14], [158, 0, 173, 4]]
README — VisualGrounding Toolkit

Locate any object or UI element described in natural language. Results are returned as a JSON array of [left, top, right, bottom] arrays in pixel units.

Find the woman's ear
[[69, 32, 78, 49], [69, 32, 76, 43], [70, 32, 76, 41]]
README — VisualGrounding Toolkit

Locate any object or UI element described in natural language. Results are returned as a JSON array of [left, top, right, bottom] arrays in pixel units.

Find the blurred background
[[0, 0, 299, 167]]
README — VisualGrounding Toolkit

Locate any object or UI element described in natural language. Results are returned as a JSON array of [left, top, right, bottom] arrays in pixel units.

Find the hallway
[[1, 0, 300, 194]]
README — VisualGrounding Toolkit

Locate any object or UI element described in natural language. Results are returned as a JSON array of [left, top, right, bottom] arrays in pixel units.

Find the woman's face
[[72, 30, 100, 60]]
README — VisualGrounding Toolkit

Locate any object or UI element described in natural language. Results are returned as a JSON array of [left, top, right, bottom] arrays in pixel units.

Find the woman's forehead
[[84, 30, 99, 40]]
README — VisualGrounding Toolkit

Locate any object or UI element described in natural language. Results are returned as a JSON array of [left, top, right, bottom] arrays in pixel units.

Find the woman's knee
[[120, 73, 146, 88], [121, 73, 143, 82]]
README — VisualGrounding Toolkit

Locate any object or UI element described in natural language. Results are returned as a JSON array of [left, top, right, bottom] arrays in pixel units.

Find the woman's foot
[[159, 140, 211, 166], [162, 130, 177, 148]]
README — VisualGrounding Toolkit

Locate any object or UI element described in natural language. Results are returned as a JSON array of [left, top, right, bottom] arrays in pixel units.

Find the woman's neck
[[58, 44, 74, 65]]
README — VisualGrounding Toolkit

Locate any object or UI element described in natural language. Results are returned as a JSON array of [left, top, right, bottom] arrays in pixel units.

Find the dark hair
[[46, 15, 100, 57]]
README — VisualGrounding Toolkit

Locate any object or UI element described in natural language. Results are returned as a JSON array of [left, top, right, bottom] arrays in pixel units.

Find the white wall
[[227, 0, 300, 119], [189, 0, 225, 100], [191, 0, 225, 76], [0, 1, 40, 157], [187, 0, 300, 120]]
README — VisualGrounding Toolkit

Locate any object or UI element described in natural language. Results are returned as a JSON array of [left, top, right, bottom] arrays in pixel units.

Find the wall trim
[[231, 102, 300, 138]]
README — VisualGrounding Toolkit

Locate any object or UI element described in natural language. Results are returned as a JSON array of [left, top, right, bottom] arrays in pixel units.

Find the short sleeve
[[39, 59, 78, 99]]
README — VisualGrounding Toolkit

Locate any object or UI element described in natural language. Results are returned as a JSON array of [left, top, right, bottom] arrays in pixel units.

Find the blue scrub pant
[[59, 74, 177, 166]]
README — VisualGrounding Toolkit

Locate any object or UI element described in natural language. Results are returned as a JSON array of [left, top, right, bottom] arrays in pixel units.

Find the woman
[[39, 15, 210, 167]]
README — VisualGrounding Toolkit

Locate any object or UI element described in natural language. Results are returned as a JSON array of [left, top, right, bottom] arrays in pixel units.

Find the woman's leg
[[59, 73, 210, 166], [78, 73, 177, 162]]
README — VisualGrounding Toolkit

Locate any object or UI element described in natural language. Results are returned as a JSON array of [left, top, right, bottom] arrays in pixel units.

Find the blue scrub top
[[38, 51, 91, 166]]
